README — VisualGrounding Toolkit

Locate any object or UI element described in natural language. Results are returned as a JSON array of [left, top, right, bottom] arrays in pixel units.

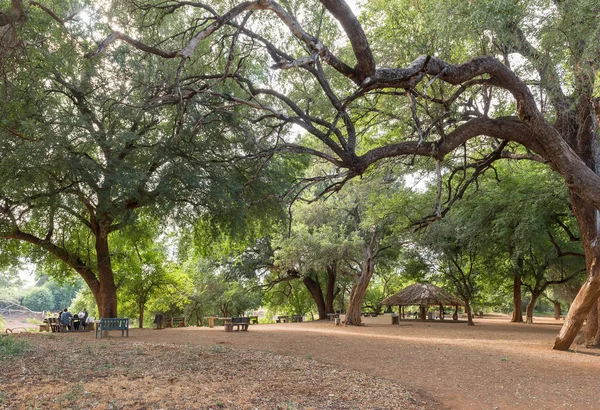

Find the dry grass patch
[[0, 333, 424, 409]]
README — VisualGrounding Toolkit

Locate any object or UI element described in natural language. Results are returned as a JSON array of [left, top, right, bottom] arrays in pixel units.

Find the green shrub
[[0, 336, 28, 359], [22, 287, 55, 312]]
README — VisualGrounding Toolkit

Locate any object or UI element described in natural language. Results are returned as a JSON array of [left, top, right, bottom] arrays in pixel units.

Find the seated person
[[78, 309, 88, 329], [60, 308, 73, 330]]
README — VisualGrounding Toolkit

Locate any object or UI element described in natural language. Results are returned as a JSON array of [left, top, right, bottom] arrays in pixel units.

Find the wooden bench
[[47, 317, 71, 332], [166, 317, 187, 328], [46, 318, 60, 332], [249, 315, 259, 324], [291, 315, 303, 323], [95, 318, 129, 338], [224, 317, 249, 332]]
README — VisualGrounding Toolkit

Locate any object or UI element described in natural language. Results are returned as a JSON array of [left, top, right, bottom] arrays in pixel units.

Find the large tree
[[434, 162, 585, 323], [0, 2, 281, 317], [417, 162, 584, 325], [274, 175, 408, 323], [8, 0, 600, 349]]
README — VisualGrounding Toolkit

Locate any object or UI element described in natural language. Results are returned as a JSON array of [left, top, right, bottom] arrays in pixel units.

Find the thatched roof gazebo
[[382, 283, 464, 321]]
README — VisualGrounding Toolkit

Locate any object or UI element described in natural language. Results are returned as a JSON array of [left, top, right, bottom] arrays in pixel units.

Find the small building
[[381, 283, 464, 321]]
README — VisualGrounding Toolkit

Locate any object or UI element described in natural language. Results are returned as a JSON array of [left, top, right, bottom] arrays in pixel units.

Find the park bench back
[[95, 318, 129, 338], [166, 316, 187, 327]]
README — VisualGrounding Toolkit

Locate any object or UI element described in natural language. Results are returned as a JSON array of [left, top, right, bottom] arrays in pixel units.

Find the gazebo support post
[[439, 304, 444, 320], [420, 305, 426, 321], [453, 305, 458, 321]]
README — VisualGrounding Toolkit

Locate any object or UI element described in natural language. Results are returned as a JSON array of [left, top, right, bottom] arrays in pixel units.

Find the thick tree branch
[[319, 0, 374, 80], [504, 23, 570, 116], [547, 231, 585, 258], [359, 117, 541, 169], [1, 229, 100, 293]]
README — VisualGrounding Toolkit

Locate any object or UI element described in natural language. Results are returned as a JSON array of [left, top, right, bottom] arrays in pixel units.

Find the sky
[[18, 263, 37, 287]]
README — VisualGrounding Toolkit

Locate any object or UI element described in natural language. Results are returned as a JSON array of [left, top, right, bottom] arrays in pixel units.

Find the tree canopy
[[1, 0, 600, 349]]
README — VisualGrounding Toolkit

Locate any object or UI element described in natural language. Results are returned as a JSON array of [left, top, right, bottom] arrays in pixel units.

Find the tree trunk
[[95, 231, 118, 318], [525, 292, 540, 324], [554, 194, 600, 350], [325, 266, 336, 314], [553, 301, 562, 320], [345, 248, 375, 326], [594, 300, 600, 347], [138, 303, 144, 329], [464, 300, 474, 326], [579, 299, 600, 347], [303, 276, 327, 320], [511, 270, 523, 323], [553, 93, 600, 349]]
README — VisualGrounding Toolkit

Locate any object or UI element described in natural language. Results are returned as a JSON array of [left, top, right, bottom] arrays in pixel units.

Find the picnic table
[[44, 317, 92, 332], [224, 317, 249, 332], [205, 316, 216, 328], [276, 315, 289, 323], [165, 317, 187, 328], [326, 313, 339, 321], [45, 317, 61, 332], [68, 317, 89, 331]]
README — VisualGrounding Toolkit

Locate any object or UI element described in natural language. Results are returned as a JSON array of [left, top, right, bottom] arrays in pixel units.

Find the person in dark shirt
[[60, 308, 73, 330]]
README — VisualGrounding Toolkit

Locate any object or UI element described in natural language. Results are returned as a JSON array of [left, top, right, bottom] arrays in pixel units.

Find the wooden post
[[453, 305, 458, 321], [420, 305, 426, 321]]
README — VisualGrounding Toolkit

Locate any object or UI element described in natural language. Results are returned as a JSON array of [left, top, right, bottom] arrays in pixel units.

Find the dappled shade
[[381, 283, 464, 307]]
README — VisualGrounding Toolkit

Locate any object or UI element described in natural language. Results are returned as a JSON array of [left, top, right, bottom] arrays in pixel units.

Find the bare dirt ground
[[2, 315, 599, 409], [2, 312, 43, 332]]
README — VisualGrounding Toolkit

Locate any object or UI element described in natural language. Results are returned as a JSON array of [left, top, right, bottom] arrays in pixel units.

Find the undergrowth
[[0, 335, 28, 359]]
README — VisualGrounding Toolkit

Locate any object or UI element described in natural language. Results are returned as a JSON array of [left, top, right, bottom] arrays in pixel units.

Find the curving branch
[[547, 231, 585, 259], [504, 23, 570, 116], [359, 117, 542, 167], [1, 229, 100, 294], [319, 0, 374, 80]]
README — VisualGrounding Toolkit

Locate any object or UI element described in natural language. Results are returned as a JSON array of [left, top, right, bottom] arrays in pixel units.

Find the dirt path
[[73, 316, 600, 409], [5, 315, 600, 409]]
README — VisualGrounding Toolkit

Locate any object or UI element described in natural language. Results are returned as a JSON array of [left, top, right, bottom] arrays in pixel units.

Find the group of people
[[58, 308, 89, 330]]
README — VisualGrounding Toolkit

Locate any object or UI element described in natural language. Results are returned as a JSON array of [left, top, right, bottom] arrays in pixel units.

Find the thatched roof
[[381, 283, 464, 307]]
